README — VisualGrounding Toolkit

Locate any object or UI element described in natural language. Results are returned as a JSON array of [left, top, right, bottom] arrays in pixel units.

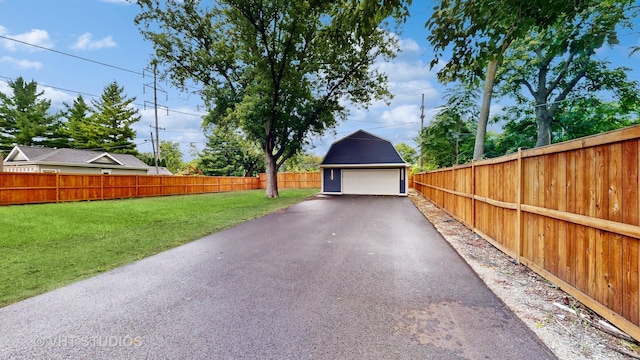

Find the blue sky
[[1, 0, 639, 161]]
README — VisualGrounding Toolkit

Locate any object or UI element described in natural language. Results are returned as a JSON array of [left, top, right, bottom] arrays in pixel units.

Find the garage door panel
[[342, 169, 399, 195]]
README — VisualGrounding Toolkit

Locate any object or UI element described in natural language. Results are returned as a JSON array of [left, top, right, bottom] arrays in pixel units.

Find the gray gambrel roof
[[320, 130, 408, 167], [3, 145, 150, 170]]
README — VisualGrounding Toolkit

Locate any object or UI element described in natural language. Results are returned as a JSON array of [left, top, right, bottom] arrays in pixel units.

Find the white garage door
[[342, 169, 399, 195]]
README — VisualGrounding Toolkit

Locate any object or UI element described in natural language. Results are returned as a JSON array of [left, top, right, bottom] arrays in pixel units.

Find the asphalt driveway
[[0, 195, 555, 359]]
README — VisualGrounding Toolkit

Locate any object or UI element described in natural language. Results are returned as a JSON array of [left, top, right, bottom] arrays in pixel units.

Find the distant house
[[319, 130, 410, 196], [1, 145, 162, 175]]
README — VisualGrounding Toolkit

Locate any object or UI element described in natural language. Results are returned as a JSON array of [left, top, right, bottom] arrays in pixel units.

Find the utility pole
[[153, 63, 160, 171], [144, 63, 167, 174], [150, 131, 158, 175], [420, 93, 425, 170]]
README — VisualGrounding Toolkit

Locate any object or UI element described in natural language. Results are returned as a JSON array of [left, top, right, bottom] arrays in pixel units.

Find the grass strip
[[0, 189, 318, 307]]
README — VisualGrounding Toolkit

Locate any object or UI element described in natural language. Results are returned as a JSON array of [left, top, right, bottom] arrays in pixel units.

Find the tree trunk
[[244, 162, 255, 178], [473, 59, 499, 160], [264, 150, 279, 198], [535, 106, 553, 147]]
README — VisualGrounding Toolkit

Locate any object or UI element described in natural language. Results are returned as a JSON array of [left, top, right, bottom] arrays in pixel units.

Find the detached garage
[[320, 130, 410, 196]]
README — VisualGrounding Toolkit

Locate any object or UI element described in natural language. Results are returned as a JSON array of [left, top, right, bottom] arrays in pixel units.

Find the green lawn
[[0, 189, 318, 307]]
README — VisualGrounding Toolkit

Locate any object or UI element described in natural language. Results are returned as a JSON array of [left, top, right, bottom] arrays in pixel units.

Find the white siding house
[[2, 146, 156, 175]]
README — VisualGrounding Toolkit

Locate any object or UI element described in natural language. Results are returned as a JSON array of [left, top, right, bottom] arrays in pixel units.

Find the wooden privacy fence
[[0, 171, 320, 206], [259, 171, 321, 189], [414, 125, 640, 342]]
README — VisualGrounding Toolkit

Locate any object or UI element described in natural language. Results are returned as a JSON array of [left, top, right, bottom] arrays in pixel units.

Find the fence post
[[56, 172, 60, 203], [452, 165, 456, 215], [516, 148, 523, 264], [471, 160, 476, 231]]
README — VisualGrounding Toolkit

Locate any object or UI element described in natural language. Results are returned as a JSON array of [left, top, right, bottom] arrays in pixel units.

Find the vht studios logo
[[34, 335, 142, 348]]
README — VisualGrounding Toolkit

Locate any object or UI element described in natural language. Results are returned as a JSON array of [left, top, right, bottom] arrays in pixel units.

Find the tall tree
[[496, 0, 640, 146], [418, 86, 478, 168], [60, 94, 95, 149], [90, 81, 140, 154], [158, 140, 184, 173], [395, 142, 417, 166], [426, 0, 596, 159], [282, 151, 322, 172], [134, 0, 410, 197], [0, 77, 59, 152], [138, 152, 163, 167]]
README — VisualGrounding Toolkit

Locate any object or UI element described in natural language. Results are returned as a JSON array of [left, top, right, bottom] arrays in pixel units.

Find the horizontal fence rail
[[414, 124, 640, 342], [0, 172, 320, 206]]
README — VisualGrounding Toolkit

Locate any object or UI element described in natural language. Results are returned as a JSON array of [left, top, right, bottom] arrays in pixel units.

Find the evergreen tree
[[0, 77, 59, 152], [198, 126, 264, 177], [90, 81, 140, 154], [60, 94, 95, 149]]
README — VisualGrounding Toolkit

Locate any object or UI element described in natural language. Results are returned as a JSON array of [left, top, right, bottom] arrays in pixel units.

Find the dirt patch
[[409, 190, 640, 360], [395, 301, 518, 359]]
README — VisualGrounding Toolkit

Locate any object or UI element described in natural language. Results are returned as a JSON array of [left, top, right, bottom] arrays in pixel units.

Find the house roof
[[148, 166, 173, 175], [320, 130, 408, 167], [3, 145, 150, 170]]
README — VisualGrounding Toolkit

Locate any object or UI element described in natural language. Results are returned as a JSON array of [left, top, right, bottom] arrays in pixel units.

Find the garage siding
[[322, 168, 342, 193]]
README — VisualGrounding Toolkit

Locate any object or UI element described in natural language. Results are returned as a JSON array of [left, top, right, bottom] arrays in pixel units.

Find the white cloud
[[0, 81, 73, 111], [380, 104, 421, 126], [101, 0, 131, 4], [0, 26, 54, 51], [0, 81, 12, 96], [0, 56, 42, 70], [399, 38, 420, 54], [378, 59, 436, 82], [135, 107, 206, 158], [71, 33, 117, 51], [38, 85, 75, 109], [389, 80, 439, 102]]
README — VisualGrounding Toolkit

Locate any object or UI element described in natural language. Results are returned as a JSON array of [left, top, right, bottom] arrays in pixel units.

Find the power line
[[0, 36, 205, 100], [336, 121, 419, 135], [0, 74, 204, 118], [0, 75, 100, 99], [0, 35, 144, 76]]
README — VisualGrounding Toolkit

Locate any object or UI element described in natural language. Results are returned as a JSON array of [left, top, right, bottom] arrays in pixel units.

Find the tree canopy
[[134, 0, 410, 197], [426, 0, 599, 159], [395, 142, 417, 166], [496, 0, 640, 146], [198, 125, 264, 177], [0, 77, 62, 152], [89, 81, 140, 154], [418, 85, 478, 168], [159, 140, 184, 173], [60, 94, 94, 149]]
